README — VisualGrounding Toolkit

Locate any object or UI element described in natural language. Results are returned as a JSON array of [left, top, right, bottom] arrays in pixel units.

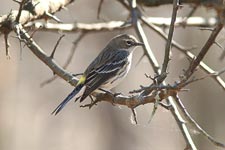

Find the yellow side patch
[[77, 76, 86, 85]]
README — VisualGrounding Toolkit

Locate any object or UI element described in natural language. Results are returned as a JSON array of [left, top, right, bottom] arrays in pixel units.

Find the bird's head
[[109, 34, 144, 51]]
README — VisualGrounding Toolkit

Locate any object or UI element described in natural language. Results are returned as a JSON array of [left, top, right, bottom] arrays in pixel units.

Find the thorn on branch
[[220, 49, 225, 60], [13, 0, 21, 4], [129, 85, 145, 94], [212, 41, 225, 61], [4, 33, 11, 59], [148, 96, 159, 124], [29, 26, 41, 39], [199, 27, 214, 31], [45, 11, 62, 23], [40, 32, 86, 87], [130, 108, 138, 125], [214, 41, 223, 50], [97, 0, 104, 19], [144, 73, 155, 80], [180, 5, 197, 28], [50, 34, 65, 59]]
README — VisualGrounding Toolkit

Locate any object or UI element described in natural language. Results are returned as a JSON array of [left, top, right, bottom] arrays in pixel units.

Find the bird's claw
[[80, 99, 98, 109]]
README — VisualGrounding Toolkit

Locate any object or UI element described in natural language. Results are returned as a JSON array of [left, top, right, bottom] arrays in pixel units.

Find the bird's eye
[[126, 40, 132, 46]]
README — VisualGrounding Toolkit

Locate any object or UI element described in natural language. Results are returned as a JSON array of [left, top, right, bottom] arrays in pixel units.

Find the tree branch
[[14, 24, 77, 86], [173, 94, 225, 148], [140, 16, 225, 90], [161, 0, 179, 81], [0, 0, 74, 33], [184, 22, 224, 80], [126, 0, 197, 149]]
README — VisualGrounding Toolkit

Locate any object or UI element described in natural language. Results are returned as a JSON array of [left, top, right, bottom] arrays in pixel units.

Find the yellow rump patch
[[77, 76, 86, 85]]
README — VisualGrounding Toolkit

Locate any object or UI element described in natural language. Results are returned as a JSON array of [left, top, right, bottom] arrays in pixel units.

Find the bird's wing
[[80, 50, 129, 102]]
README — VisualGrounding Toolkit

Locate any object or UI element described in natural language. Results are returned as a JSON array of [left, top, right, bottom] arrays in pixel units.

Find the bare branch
[[184, 22, 223, 80], [25, 21, 128, 32], [0, 0, 74, 33], [40, 32, 87, 87], [130, 108, 138, 124], [129, 0, 160, 74], [140, 16, 225, 90], [167, 97, 197, 150], [179, 5, 197, 28], [50, 34, 65, 59], [14, 24, 77, 86], [161, 0, 179, 81], [97, 0, 104, 19], [4, 33, 10, 58], [24, 17, 218, 33], [124, 1, 197, 149], [173, 95, 225, 148]]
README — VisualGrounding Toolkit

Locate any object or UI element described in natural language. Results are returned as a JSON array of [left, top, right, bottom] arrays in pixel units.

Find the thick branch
[[0, 0, 74, 33], [13, 23, 178, 108], [14, 24, 77, 86], [25, 17, 217, 33]]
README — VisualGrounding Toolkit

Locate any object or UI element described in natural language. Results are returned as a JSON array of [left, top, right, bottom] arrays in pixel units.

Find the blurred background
[[0, 0, 225, 150]]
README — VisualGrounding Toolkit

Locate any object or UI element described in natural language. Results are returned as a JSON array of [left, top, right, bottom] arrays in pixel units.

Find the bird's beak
[[135, 42, 144, 46]]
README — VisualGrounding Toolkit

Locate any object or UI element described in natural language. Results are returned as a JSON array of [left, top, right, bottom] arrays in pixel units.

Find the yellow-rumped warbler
[[52, 34, 143, 115]]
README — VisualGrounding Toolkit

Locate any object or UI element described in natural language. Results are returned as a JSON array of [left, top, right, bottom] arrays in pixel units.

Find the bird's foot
[[99, 88, 122, 105], [80, 99, 98, 109]]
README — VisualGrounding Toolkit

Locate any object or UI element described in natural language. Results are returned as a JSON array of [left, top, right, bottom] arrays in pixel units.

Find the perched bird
[[52, 34, 143, 115]]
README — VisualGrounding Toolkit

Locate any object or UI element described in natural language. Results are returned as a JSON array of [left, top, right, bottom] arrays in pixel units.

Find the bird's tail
[[51, 76, 86, 115]]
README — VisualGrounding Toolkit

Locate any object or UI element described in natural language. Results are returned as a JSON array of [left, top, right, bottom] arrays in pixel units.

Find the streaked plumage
[[52, 34, 143, 115]]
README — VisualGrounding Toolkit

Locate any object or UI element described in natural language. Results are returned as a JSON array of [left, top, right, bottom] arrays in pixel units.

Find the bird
[[52, 34, 143, 115]]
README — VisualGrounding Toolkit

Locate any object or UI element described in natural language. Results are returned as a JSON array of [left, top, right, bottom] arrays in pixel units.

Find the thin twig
[[97, 0, 104, 19], [184, 22, 223, 80], [4, 33, 10, 59], [220, 48, 225, 60], [50, 34, 65, 58], [148, 95, 159, 123], [213, 41, 223, 50], [180, 5, 197, 27], [173, 95, 225, 148], [14, 24, 77, 86], [131, 108, 138, 124], [161, 0, 179, 81], [40, 32, 87, 87]]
